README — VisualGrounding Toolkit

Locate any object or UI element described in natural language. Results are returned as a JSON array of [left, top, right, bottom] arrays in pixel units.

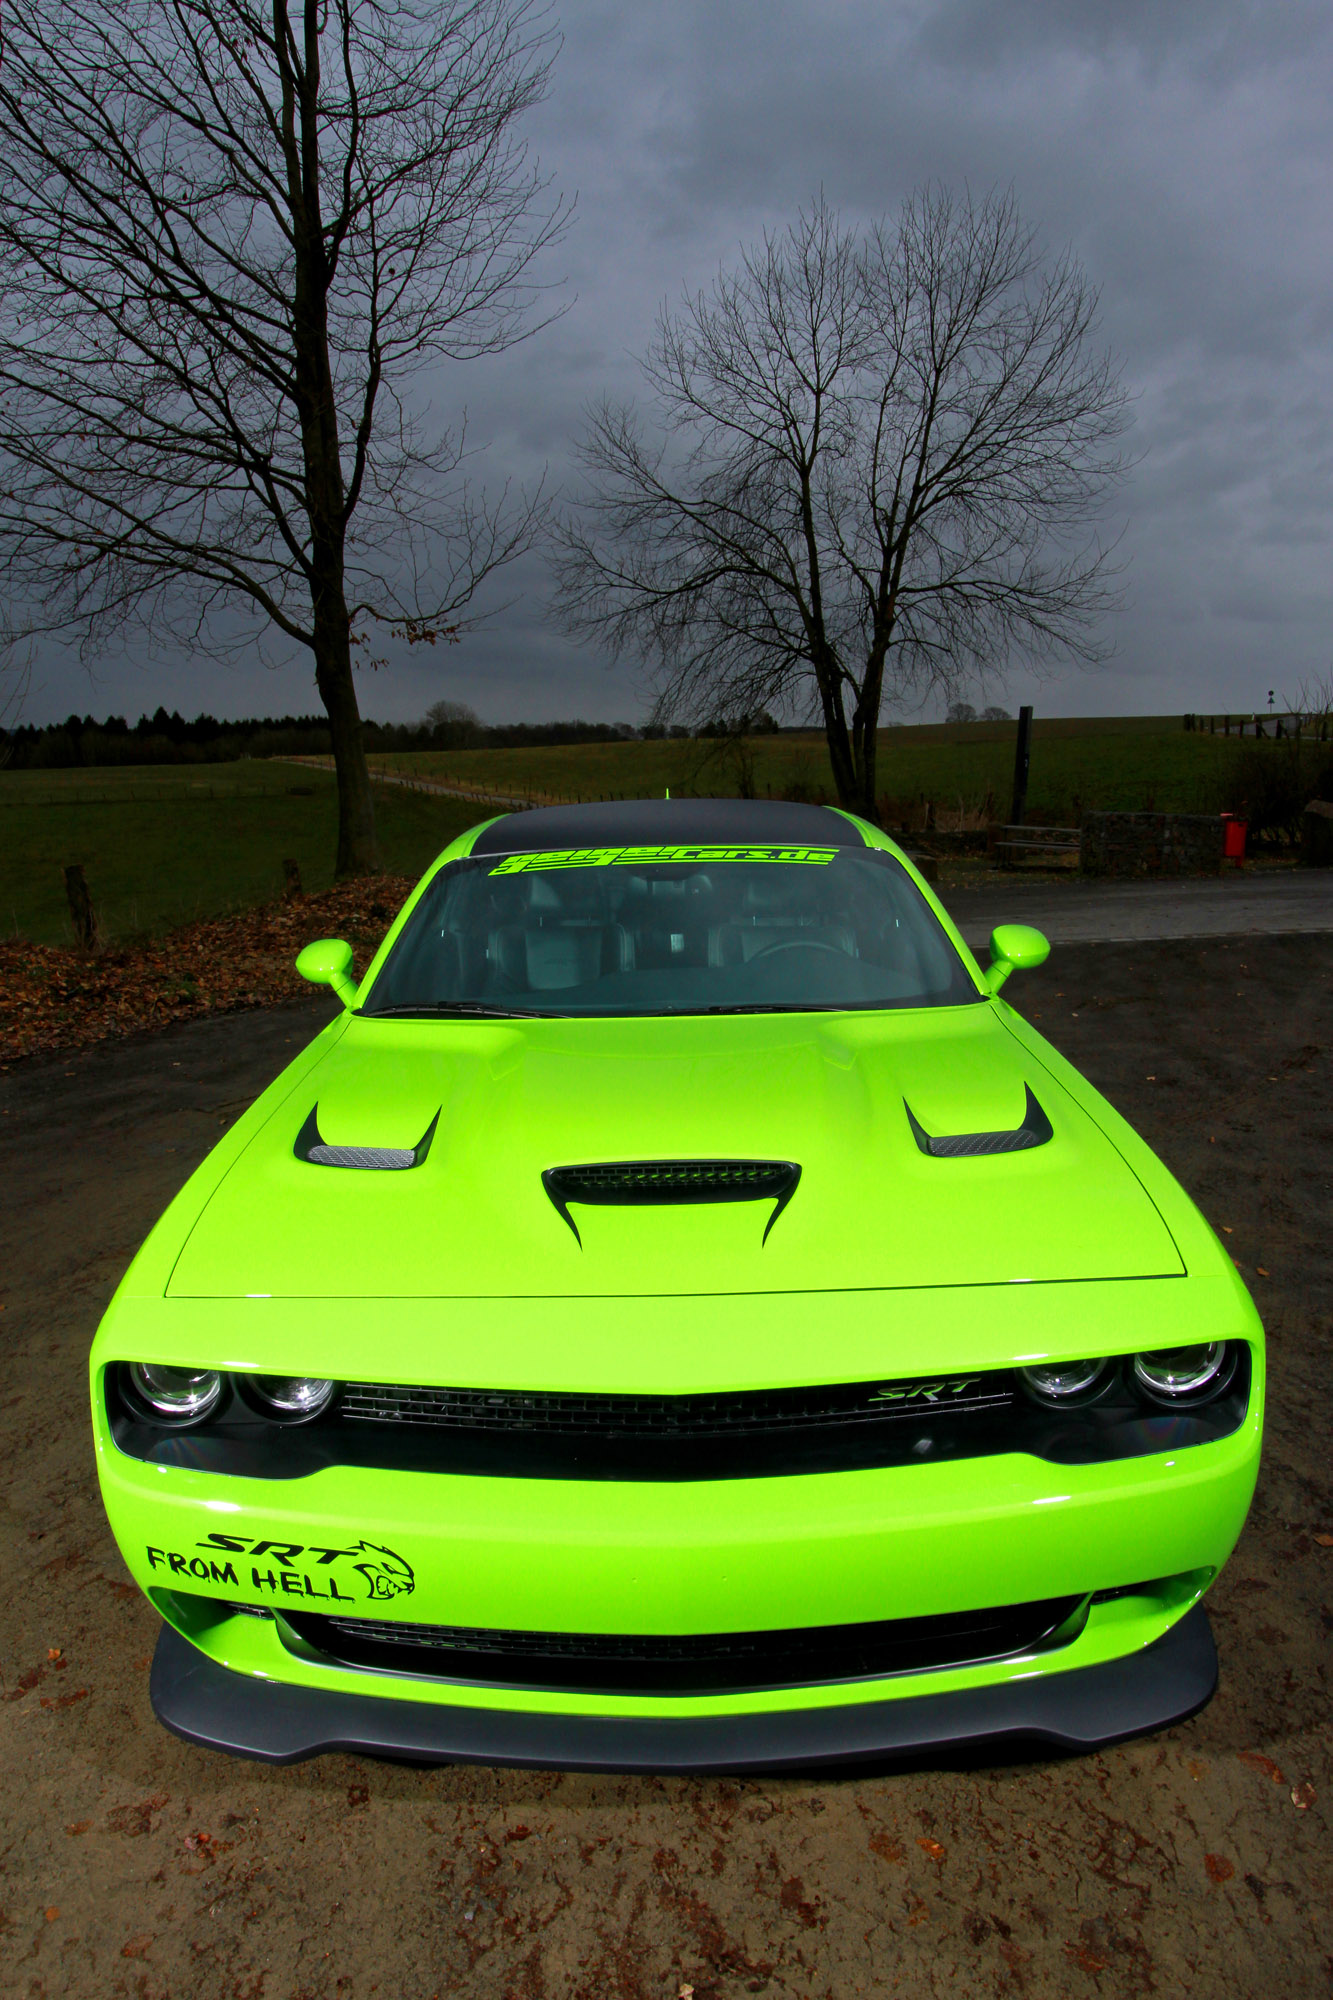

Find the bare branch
[[552, 187, 1128, 816], [0, 0, 568, 871]]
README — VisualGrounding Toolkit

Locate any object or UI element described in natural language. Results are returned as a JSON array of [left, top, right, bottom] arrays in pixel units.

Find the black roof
[[470, 797, 863, 854]]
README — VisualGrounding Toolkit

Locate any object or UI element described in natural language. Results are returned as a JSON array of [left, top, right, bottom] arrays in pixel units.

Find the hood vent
[[295, 1106, 439, 1171], [542, 1158, 800, 1247], [904, 1085, 1053, 1158]]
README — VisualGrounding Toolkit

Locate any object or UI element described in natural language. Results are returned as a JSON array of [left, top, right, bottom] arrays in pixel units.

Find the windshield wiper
[[358, 1001, 550, 1020], [650, 1001, 841, 1016]]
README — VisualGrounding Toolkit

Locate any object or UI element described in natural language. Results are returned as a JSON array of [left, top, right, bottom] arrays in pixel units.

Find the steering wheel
[[748, 938, 850, 960]]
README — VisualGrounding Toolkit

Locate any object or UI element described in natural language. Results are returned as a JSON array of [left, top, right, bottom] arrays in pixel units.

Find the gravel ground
[[0, 936, 1330, 2000]]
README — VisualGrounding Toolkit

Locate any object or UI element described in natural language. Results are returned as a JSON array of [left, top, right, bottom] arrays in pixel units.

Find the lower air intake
[[284, 1595, 1083, 1695]]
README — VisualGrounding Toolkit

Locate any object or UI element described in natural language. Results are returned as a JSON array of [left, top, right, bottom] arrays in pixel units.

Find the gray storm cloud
[[20, 0, 1333, 724]]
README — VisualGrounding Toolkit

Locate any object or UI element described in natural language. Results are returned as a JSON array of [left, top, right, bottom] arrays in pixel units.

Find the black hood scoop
[[542, 1159, 801, 1247]]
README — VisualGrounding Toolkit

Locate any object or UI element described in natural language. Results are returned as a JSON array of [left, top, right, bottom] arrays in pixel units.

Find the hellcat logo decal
[[351, 1542, 416, 1601]]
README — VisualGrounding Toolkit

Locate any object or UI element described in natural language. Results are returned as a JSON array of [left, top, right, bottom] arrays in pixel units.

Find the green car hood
[[165, 1003, 1183, 1299]]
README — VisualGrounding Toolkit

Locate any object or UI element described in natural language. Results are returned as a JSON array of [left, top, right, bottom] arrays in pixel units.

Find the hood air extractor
[[542, 1159, 800, 1248], [904, 1085, 1053, 1158], [295, 1106, 439, 1171]]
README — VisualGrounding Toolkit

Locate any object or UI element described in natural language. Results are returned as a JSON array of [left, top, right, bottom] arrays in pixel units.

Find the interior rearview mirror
[[985, 923, 1050, 994], [295, 937, 359, 1010]]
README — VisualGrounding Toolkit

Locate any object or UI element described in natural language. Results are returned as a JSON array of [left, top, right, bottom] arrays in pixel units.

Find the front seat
[[489, 924, 635, 990]]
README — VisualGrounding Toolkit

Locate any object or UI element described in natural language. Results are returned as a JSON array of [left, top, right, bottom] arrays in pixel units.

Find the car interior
[[365, 852, 977, 1014]]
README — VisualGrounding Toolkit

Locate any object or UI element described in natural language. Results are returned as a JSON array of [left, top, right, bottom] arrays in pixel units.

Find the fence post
[[63, 863, 99, 950], [1009, 705, 1033, 828]]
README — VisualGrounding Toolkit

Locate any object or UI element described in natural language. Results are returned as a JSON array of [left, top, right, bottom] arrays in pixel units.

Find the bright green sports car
[[91, 799, 1263, 1770]]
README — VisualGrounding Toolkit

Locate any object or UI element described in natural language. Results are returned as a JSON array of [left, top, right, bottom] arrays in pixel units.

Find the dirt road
[[1, 937, 1329, 1999]]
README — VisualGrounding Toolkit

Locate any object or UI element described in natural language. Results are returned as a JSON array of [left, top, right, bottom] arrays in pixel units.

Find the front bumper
[[94, 1279, 1264, 1763], [151, 1604, 1219, 1770]]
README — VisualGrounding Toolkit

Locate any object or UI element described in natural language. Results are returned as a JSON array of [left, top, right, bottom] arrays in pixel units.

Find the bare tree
[[0, 633, 33, 765], [554, 190, 1128, 818], [0, 0, 566, 873]]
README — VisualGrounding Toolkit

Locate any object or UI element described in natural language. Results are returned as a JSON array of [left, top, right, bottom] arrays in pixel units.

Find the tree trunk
[[812, 652, 862, 813], [850, 709, 879, 822], [274, 0, 381, 878], [312, 591, 380, 877]]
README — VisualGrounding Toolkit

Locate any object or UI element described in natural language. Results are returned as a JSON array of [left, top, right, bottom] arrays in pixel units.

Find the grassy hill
[[0, 760, 479, 946], [366, 716, 1258, 825], [2, 714, 1316, 947]]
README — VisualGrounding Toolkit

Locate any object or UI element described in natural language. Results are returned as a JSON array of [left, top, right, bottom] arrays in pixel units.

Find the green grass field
[[368, 716, 1255, 822], [0, 717, 1304, 946], [0, 761, 481, 946]]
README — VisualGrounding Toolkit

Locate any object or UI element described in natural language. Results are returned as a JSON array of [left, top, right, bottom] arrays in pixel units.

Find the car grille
[[339, 1372, 1016, 1437], [284, 1595, 1082, 1695]]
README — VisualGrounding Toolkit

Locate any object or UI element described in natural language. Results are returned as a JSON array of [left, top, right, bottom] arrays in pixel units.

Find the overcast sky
[[19, 0, 1333, 728]]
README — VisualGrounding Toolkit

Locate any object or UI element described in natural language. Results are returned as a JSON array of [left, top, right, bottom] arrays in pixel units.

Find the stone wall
[[1080, 812, 1224, 878], [1302, 800, 1333, 866]]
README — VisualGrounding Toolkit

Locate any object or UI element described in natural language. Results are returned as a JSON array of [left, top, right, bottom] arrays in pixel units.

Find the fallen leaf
[[1257, 1267, 1270, 1277], [0, 875, 412, 1066], [917, 1837, 946, 1864], [1205, 1854, 1234, 1883], [1221, 1226, 1233, 1234], [46, 1648, 62, 1663], [44, 1908, 58, 1923], [1291, 1782, 1316, 1811], [65, 1822, 91, 1837], [1314, 1534, 1333, 1548], [1238, 1750, 1286, 1785], [121, 1935, 152, 1959]]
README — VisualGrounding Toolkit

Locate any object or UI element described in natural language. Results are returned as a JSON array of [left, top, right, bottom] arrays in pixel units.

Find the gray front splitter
[[150, 1607, 1218, 1773]]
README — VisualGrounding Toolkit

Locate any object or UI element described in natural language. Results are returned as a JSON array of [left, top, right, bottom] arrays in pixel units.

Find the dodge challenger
[[90, 798, 1263, 1769]]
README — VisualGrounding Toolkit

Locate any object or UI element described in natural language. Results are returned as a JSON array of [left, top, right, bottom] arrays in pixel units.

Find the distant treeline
[[0, 706, 669, 769]]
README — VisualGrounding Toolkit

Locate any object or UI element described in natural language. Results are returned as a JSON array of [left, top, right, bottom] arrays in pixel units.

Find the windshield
[[362, 842, 980, 1018]]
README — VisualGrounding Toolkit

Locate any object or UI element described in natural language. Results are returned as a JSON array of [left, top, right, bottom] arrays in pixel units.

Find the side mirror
[[985, 923, 1050, 994], [295, 937, 359, 1010]]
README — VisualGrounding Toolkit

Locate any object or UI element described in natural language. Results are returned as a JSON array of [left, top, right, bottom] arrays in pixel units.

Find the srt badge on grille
[[870, 1378, 981, 1404]]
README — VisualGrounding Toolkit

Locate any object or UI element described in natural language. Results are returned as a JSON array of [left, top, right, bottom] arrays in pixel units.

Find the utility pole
[[1009, 706, 1033, 828]]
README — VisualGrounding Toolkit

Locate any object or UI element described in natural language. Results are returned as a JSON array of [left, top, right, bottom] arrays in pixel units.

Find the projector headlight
[[1018, 1357, 1115, 1408], [238, 1374, 336, 1424], [1132, 1343, 1237, 1408], [124, 1362, 223, 1426]]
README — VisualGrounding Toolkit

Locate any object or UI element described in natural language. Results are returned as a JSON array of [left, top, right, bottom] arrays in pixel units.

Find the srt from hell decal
[[144, 1533, 415, 1604]]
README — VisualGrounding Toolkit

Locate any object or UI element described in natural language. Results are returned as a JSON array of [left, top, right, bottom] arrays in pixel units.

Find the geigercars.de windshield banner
[[488, 845, 841, 874]]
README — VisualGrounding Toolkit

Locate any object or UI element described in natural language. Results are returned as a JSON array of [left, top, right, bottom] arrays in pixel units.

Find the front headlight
[[1132, 1343, 1237, 1408], [237, 1374, 336, 1424], [124, 1362, 223, 1426], [1018, 1357, 1115, 1408]]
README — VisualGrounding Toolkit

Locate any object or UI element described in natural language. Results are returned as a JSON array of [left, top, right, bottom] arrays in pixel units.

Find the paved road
[[942, 866, 1333, 949]]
